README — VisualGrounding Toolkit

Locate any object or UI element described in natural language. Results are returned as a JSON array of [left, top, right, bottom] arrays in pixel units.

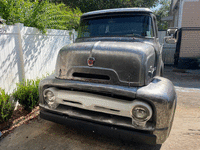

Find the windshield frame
[[77, 12, 155, 39]]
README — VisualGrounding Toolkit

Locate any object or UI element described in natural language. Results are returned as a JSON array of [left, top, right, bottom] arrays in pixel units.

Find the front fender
[[136, 76, 177, 144]]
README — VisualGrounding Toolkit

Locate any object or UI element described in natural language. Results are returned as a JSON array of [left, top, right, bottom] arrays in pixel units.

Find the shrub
[[0, 89, 14, 123], [13, 78, 41, 111], [0, 0, 82, 34]]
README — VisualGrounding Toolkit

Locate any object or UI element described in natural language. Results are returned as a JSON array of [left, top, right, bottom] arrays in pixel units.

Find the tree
[[51, 0, 159, 13], [0, 0, 82, 33], [153, 0, 170, 30]]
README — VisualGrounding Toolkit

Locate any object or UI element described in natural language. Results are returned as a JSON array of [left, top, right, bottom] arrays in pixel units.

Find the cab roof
[[82, 8, 152, 17]]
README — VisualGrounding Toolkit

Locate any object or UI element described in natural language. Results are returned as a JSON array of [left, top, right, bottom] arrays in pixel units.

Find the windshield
[[78, 15, 154, 38]]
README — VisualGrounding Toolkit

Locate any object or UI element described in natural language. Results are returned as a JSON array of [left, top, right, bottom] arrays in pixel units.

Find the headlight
[[43, 90, 58, 109], [131, 101, 153, 127], [132, 106, 150, 120]]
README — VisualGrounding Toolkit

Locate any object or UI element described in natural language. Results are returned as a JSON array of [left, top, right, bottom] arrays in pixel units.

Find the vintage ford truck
[[39, 8, 177, 145]]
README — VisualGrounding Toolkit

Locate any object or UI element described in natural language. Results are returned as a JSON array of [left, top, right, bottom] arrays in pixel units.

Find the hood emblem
[[87, 57, 95, 67]]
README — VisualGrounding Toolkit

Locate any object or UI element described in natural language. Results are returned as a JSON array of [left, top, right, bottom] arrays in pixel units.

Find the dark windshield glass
[[78, 15, 154, 38]]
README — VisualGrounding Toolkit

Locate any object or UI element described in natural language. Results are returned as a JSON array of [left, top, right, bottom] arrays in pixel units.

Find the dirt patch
[[0, 106, 39, 138]]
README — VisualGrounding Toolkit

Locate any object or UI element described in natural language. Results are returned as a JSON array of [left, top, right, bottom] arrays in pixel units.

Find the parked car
[[39, 8, 177, 145]]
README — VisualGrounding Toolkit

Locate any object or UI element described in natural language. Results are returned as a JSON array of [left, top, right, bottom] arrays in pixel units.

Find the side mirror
[[167, 28, 177, 36], [165, 28, 179, 44], [164, 36, 176, 44]]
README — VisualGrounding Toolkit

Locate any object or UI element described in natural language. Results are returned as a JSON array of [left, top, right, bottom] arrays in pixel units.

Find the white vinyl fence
[[158, 30, 167, 44], [0, 23, 75, 93]]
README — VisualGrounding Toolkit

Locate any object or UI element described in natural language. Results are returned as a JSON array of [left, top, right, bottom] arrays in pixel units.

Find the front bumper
[[40, 109, 157, 145], [39, 74, 177, 144]]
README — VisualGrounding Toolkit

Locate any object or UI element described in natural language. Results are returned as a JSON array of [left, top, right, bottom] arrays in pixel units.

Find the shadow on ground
[[0, 118, 161, 150], [163, 66, 200, 89]]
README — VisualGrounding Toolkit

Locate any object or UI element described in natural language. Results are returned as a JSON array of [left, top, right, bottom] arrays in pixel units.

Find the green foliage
[[51, 0, 159, 13], [0, 0, 82, 33], [0, 89, 14, 123], [13, 79, 41, 111], [153, 0, 170, 30]]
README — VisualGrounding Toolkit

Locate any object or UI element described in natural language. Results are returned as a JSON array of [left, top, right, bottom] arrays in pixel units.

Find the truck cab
[[39, 8, 176, 145]]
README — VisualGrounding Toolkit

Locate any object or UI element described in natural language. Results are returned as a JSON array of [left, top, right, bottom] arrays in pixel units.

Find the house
[[162, 0, 200, 69]]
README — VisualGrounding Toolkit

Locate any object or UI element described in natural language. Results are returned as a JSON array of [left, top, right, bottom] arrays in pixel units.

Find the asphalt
[[163, 66, 200, 90]]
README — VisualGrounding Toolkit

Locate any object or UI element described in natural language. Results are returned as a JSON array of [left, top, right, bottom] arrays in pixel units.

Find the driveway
[[0, 66, 200, 150]]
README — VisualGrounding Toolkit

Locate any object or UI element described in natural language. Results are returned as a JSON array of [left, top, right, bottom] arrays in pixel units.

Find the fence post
[[15, 23, 25, 82], [72, 29, 76, 43]]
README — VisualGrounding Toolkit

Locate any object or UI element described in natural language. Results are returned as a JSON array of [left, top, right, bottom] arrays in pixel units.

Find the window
[[78, 15, 155, 38]]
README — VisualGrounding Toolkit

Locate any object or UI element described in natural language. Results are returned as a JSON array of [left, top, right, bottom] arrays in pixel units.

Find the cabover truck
[[39, 8, 177, 145]]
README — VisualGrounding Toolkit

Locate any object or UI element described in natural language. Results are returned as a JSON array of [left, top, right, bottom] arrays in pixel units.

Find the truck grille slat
[[94, 106, 120, 112], [73, 72, 110, 80], [63, 99, 82, 105]]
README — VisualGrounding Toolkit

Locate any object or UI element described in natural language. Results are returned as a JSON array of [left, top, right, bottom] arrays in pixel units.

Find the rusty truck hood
[[55, 40, 156, 87]]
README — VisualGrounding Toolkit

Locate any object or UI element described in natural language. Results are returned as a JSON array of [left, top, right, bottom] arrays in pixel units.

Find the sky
[[150, 3, 162, 11]]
